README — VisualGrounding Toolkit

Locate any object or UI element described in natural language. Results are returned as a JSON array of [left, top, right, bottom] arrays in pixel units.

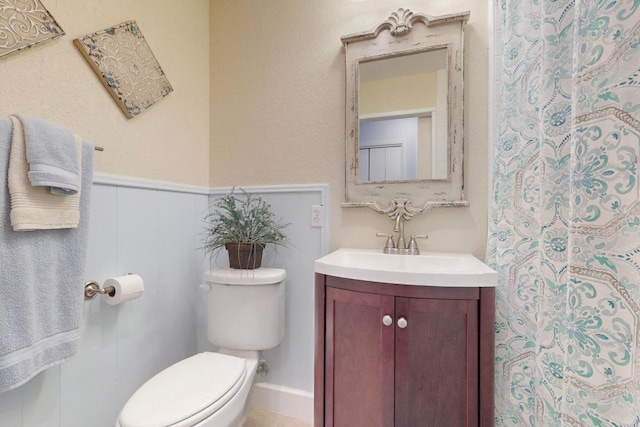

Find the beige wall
[[210, 0, 490, 258], [360, 72, 438, 115], [0, 1, 490, 256], [0, 0, 210, 186]]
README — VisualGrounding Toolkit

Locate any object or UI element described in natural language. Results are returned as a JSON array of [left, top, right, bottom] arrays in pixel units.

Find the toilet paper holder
[[84, 280, 115, 299]]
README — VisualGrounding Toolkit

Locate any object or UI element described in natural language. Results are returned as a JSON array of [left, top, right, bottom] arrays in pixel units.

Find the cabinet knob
[[382, 315, 393, 326], [397, 317, 408, 329]]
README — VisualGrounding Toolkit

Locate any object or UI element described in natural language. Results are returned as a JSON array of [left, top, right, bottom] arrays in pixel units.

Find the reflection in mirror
[[358, 49, 448, 182]]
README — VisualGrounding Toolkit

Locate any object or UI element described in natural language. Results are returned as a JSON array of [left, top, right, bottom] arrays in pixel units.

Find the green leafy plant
[[203, 188, 289, 258]]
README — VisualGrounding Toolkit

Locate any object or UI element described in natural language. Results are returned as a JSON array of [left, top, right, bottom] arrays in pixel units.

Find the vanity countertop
[[315, 248, 497, 287]]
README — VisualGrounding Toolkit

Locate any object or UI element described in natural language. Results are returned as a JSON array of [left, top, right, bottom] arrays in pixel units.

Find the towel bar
[[84, 280, 115, 299], [94, 146, 104, 151]]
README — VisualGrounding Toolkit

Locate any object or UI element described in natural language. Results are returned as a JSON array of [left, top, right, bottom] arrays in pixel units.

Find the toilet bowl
[[115, 268, 286, 427]]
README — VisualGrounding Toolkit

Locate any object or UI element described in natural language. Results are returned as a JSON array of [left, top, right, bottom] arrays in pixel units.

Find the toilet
[[115, 268, 286, 427]]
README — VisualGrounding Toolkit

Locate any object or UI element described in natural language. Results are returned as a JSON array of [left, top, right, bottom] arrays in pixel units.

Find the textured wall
[[0, 0, 210, 186], [210, 0, 490, 258]]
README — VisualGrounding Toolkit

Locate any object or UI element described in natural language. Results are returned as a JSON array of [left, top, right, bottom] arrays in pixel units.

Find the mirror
[[342, 9, 470, 210], [359, 49, 448, 181]]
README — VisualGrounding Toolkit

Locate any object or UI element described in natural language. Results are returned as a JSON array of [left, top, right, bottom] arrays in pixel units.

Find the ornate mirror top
[[342, 9, 470, 42]]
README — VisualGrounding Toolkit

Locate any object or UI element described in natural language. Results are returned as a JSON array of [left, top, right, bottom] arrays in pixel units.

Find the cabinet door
[[394, 297, 479, 427], [325, 287, 395, 427]]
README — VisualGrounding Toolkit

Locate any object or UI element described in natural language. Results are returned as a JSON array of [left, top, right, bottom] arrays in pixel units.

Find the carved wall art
[[74, 21, 173, 119], [0, 0, 65, 58]]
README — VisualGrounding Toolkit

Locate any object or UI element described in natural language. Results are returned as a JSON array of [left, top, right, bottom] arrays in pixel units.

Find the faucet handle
[[376, 232, 396, 254], [407, 234, 428, 255]]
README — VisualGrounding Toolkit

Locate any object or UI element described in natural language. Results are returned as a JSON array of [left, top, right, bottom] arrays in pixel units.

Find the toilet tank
[[204, 268, 286, 351]]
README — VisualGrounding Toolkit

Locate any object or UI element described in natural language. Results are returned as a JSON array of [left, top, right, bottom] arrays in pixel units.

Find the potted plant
[[203, 188, 289, 269]]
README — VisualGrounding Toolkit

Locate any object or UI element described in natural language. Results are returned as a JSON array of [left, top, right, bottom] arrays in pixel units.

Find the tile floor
[[243, 408, 311, 427]]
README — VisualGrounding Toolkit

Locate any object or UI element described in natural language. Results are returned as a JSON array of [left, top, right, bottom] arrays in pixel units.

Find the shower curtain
[[487, 1, 640, 425]]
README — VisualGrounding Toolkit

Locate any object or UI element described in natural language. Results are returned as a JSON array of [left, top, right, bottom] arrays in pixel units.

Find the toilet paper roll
[[102, 274, 144, 305]]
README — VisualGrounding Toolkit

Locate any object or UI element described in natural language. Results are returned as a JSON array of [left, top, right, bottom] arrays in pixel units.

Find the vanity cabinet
[[314, 274, 495, 427]]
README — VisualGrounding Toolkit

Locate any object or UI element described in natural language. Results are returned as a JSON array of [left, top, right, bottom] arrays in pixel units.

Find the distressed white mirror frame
[[342, 9, 470, 215]]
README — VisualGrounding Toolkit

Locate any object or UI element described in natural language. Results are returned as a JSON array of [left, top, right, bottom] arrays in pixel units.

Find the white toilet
[[115, 268, 286, 427]]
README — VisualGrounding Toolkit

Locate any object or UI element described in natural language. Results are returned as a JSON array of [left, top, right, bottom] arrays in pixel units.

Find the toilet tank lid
[[205, 268, 286, 285]]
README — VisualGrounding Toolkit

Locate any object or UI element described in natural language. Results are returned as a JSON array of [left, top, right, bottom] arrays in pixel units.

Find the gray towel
[[18, 115, 79, 195], [0, 117, 94, 393]]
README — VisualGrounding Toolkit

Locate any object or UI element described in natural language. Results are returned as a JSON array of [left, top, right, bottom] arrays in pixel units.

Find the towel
[[8, 116, 82, 231], [18, 114, 79, 195], [0, 117, 94, 393]]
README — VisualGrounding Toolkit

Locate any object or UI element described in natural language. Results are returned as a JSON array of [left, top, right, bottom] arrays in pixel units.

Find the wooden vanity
[[314, 273, 495, 427]]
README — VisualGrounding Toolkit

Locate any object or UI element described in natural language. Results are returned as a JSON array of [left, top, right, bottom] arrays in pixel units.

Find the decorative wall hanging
[[73, 21, 173, 119], [0, 0, 65, 58]]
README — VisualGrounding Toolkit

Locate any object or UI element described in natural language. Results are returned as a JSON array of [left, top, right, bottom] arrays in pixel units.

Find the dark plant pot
[[225, 243, 265, 269]]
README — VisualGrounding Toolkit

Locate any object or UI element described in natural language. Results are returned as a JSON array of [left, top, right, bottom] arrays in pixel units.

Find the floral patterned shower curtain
[[487, 1, 640, 425]]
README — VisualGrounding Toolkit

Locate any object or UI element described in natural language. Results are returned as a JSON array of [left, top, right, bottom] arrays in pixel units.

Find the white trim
[[208, 183, 329, 196], [248, 382, 314, 424], [359, 107, 434, 121], [319, 184, 330, 256], [93, 173, 210, 195]]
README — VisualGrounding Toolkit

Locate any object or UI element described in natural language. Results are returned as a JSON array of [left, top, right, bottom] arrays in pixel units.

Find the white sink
[[315, 248, 497, 287]]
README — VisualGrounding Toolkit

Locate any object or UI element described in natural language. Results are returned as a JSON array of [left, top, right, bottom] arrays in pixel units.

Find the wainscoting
[[0, 176, 326, 427]]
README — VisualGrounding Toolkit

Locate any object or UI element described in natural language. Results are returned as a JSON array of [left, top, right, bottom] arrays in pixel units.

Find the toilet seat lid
[[118, 352, 246, 427]]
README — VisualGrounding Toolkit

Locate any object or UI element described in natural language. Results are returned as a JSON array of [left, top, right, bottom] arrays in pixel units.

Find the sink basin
[[315, 248, 497, 287]]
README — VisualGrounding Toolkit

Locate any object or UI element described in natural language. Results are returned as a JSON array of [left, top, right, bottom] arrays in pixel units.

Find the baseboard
[[248, 382, 314, 424]]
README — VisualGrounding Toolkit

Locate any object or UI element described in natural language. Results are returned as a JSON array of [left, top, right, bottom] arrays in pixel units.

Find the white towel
[[0, 116, 95, 393], [8, 116, 81, 231]]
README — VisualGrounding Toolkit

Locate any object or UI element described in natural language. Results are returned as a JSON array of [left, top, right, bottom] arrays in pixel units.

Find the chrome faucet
[[394, 214, 406, 252], [377, 213, 428, 255], [406, 234, 428, 255], [374, 198, 431, 255], [376, 232, 397, 254]]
